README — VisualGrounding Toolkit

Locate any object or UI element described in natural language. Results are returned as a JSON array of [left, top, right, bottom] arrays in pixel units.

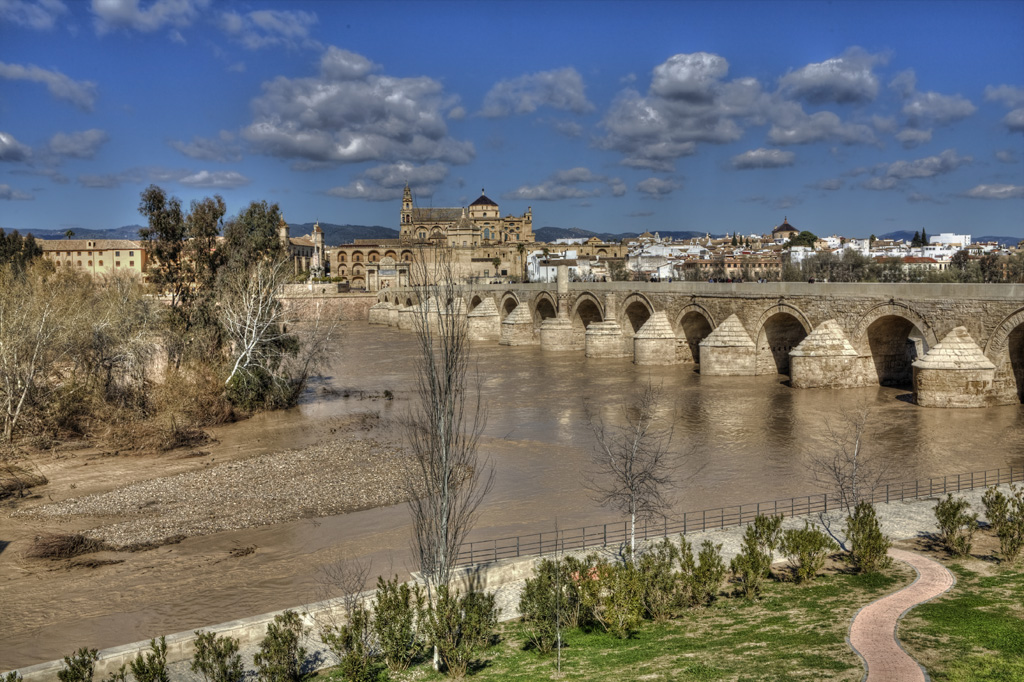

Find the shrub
[[4, 673, 23, 682], [373, 575, 423, 672], [422, 586, 498, 678], [321, 605, 378, 682], [637, 538, 682, 622], [253, 610, 310, 682], [781, 522, 838, 583], [729, 515, 783, 598], [585, 561, 644, 639], [560, 554, 596, 629], [846, 502, 892, 573], [934, 494, 979, 557], [519, 558, 571, 654], [58, 648, 99, 682], [191, 630, 244, 682], [691, 540, 727, 606], [129, 637, 169, 682], [983, 485, 1024, 564], [102, 666, 127, 682]]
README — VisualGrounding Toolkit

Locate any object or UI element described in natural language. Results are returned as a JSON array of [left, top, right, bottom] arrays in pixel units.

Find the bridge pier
[[634, 311, 679, 365], [913, 327, 997, 408], [367, 301, 391, 326], [500, 304, 537, 345], [467, 298, 500, 341], [789, 319, 865, 388], [699, 314, 756, 375]]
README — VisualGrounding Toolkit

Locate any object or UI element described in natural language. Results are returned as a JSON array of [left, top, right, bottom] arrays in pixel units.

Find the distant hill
[[535, 226, 724, 243], [289, 222, 398, 245], [7, 225, 144, 240], [878, 230, 1022, 246]]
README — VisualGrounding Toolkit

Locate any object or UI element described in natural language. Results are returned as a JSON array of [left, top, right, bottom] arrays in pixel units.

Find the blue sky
[[1, 0, 1022, 239]]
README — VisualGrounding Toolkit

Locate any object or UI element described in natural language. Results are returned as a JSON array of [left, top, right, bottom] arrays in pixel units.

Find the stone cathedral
[[398, 184, 534, 246]]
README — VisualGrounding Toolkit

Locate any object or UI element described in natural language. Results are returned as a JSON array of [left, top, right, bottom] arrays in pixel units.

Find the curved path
[[848, 548, 955, 681]]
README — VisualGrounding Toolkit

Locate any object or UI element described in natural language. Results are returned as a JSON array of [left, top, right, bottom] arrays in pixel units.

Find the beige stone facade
[[39, 239, 147, 278], [400, 186, 533, 246]]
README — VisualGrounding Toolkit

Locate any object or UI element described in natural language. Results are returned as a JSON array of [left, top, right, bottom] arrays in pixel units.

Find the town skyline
[[2, 0, 1023, 238]]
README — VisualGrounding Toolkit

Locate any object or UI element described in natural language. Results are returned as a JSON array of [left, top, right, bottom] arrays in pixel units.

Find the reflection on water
[[2, 321, 1021, 668]]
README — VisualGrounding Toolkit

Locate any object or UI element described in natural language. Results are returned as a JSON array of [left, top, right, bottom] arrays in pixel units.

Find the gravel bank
[[16, 437, 413, 549]]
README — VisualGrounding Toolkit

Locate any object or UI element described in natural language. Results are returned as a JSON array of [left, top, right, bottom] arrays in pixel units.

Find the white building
[[929, 233, 971, 248]]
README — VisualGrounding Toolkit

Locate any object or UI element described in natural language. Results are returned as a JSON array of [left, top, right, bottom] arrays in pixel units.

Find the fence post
[[886, 484, 889, 504], [603, 524, 607, 548]]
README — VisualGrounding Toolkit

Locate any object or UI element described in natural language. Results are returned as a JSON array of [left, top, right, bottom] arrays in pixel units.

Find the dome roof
[[772, 217, 797, 234], [470, 188, 497, 207]]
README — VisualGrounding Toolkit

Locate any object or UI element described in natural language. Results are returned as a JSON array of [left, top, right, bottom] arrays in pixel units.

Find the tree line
[[0, 185, 335, 447]]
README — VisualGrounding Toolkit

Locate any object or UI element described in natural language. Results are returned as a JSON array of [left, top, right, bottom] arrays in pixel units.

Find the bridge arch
[[468, 294, 484, 312], [754, 304, 812, 376], [675, 304, 715, 364], [532, 292, 558, 326], [984, 306, 1024, 403], [620, 292, 654, 335], [571, 292, 605, 346], [499, 291, 520, 320], [852, 302, 936, 387]]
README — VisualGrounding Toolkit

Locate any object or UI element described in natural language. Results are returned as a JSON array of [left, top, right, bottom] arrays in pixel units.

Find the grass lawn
[[898, 536, 1024, 682], [324, 564, 912, 682]]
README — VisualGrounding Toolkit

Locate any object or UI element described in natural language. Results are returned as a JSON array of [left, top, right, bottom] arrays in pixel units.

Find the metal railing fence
[[455, 465, 1023, 567]]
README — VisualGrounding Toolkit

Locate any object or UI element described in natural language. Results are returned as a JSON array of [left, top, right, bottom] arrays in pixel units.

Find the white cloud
[[650, 52, 728, 101], [168, 131, 241, 162], [809, 178, 843, 190], [244, 48, 473, 167], [984, 84, 1024, 108], [0, 61, 97, 111], [861, 176, 901, 191], [767, 105, 876, 146], [1003, 108, 1024, 134], [0, 131, 32, 161], [548, 119, 583, 137], [91, 0, 208, 34], [504, 166, 623, 201], [219, 8, 320, 50], [902, 90, 976, 126], [731, 148, 795, 169], [0, 0, 67, 29], [963, 184, 1024, 199], [0, 183, 33, 200], [178, 170, 249, 189], [884, 149, 971, 179], [636, 177, 677, 198], [48, 129, 109, 158], [894, 128, 932, 149], [480, 67, 593, 117], [779, 47, 887, 105], [995, 149, 1018, 164], [327, 162, 448, 201]]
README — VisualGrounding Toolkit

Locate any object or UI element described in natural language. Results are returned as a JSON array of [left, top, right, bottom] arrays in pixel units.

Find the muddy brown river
[[2, 321, 1023, 668]]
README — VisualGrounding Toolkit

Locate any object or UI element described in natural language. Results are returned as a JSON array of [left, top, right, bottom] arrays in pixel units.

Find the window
[[77, 260, 82, 266], [115, 251, 120, 257], [77, 251, 81, 255], [99, 260, 103, 266], [116, 261, 120, 267], [129, 251, 134, 256], [130, 261, 134, 267], [88, 261, 92, 266]]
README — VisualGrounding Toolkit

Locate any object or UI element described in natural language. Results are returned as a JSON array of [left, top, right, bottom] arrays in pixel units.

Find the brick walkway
[[848, 548, 955, 681]]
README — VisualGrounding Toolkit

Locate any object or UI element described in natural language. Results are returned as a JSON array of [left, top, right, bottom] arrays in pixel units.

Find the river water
[[2, 321, 1023, 668]]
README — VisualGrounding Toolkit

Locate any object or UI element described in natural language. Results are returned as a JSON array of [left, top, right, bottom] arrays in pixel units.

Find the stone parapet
[[913, 327, 997, 408], [539, 317, 575, 351], [500, 304, 537, 346], [367, 302, 391, 326], [585, 320, 628, 358], [699, 314, 756, 375], [397, 305, 417, 331], [633, 311, 679, 365]]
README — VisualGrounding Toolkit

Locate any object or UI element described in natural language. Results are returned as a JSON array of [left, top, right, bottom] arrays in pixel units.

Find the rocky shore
[[17, 437, 413, 549]]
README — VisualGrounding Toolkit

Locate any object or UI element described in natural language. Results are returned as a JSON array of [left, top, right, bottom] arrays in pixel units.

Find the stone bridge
[[369, 277, 1024, 408]]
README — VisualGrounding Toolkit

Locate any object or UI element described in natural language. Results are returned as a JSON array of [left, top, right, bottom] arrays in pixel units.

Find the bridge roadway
[[372, 280, 1024, 408]]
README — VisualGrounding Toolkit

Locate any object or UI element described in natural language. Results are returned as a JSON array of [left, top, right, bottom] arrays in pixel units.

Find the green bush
[[983, 485, 1024, 564], [373, 575, 423, 672], [588, 561, 644, 639], [129, 637, 169, 682], [519, 558, 573, 654], [781, 522, 838, 583], [58, 648, 99, 682], [691, 540, 727, 606], [637, 538, 682, 622], [934, 494, 979, 557], [191, 631, 244, 682], [4, 672, 23, 682], [253, 610, 310, 682], [560, 554, 596, 629], [846, 502, 892, 573], [321, 605, 379, 682], [422, 586, 498, 678], [729, 515, 783, 598], [101, 666, 127, 682]]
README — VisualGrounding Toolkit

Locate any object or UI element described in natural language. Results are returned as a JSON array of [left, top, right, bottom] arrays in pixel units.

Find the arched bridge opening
[[572, 297, 604, 347], [867, 315, 929, 387], [1010, 324, 1024, 403], [756, 312, 809, 376], [677, 310, 713, 364]]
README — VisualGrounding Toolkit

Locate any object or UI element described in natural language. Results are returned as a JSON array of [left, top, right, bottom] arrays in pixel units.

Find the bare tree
[[402, 245, 492, 596], [584, 381, 680, 560], [809, 402, 891, 548]]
